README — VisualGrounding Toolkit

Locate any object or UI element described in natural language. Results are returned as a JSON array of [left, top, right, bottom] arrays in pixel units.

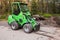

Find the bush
[[0, 15, 6, 19], [42, 13, 52, 18]]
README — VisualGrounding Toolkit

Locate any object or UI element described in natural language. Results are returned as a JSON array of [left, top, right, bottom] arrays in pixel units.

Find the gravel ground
[[0, 21, 60, 40]]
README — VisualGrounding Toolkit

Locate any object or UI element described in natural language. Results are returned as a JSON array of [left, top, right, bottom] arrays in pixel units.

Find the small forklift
[[8, 2, 40, 33]]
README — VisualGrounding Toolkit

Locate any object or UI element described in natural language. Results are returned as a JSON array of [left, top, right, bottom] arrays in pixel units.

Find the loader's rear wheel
[[23, 24, 33, 33], [10, 21, 19, 30]]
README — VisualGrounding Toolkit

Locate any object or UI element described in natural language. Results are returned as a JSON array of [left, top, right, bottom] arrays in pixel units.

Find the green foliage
[[0, 15, 6, 19], [42, 13, 52, 18], [0, 0, 60, 20], [31, 0, 38, 15], [51, 14, 60, 16], [0, 13, 8, 19]]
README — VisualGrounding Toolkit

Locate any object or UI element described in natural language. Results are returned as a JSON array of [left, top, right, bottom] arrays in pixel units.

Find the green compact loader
[[8, 2, 40, 33]]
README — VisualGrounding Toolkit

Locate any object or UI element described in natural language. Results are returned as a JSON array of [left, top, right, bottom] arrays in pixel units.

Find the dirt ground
[[0, 21, 60, 40]]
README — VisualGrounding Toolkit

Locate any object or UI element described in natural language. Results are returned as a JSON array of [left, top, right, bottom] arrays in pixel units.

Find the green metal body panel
[[12, 12, 28, 26], [8, 15, 15, 24], [8, 2, 37, 29]]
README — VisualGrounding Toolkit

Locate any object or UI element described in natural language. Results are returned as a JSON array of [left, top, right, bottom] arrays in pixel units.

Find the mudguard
[[8, 15, 15, 24]]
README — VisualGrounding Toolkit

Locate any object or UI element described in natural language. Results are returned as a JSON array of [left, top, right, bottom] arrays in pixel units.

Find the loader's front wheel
[[23, 24, 33, 33], [34, 22, 40, 32], [10, 21, 19, 30]]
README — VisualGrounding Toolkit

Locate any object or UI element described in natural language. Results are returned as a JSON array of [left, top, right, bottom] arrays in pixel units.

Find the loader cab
[[11, 2, 29, 15], [12, 2, 20, 15], [20, 3, 29, 12]]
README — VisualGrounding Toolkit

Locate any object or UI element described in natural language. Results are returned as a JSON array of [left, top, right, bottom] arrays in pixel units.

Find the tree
[[31, 0, 38, 15], [37, 0, 44, 14]]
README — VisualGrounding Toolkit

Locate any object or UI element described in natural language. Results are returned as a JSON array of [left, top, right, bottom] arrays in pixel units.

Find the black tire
[[34, 22, 40, 31], [10, 21, 19, 30], [23, 24, 33, 33]]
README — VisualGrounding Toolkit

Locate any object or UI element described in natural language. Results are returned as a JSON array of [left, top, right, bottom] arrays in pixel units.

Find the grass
[[0, 12, 9, 21], [39, 12, 60, 18], [51, 13, 60, 16], [42, 13, 52, 18], [0, 12, 60, 21]]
